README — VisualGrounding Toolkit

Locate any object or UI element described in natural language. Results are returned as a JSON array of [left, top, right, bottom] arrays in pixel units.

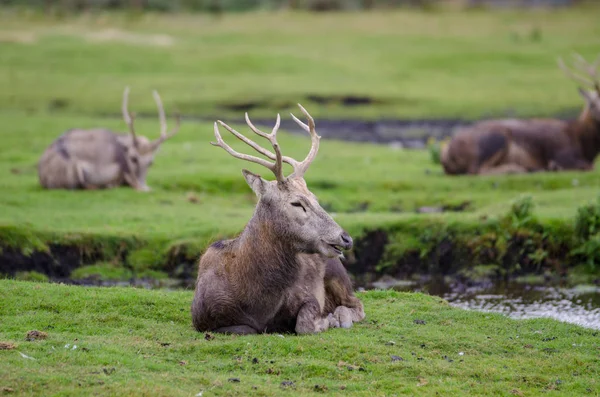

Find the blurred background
[[0, 0, 587, 13], [0, 0, 599, 329]]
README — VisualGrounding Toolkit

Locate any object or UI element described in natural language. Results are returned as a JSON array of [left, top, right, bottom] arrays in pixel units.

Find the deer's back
[[57, 129, 126, 164]]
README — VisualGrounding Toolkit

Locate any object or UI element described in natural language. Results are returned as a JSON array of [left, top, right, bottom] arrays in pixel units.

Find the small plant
[[574, 196, 600, 241], [528, 248, 548, 271], [571, 196, 600, 271], [427, 137, 443, 165], [509, 195, 535, 228], [14, 271, 48, 282]]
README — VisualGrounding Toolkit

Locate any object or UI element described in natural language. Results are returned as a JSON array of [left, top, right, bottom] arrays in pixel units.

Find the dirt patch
[[25, 330, 48, 341], [306, 94, 383, 107], [416, 201, 472, 214], [218, 94, 386, 122], [0, 342, 16, 350], [0, 31, 37, 44], [219, 100, 270, 113]]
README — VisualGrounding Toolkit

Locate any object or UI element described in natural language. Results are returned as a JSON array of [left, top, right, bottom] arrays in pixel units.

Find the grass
[[1, 8, 599, 396], [1, 280, 599, 396], [0, 7, 600, 120], [1, 110, 599, 261], [1, 107, 600, 274], [1, 7, 600, 272]]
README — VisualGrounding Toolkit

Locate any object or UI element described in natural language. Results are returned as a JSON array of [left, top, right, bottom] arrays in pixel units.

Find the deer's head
[[212, 104, 352, 258], [558, 53, 600, 123], [120, 87, 180, 191]]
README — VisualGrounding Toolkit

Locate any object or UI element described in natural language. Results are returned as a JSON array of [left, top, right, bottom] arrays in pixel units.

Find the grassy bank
[[1, 280, 599, 396], [1, 111, 600, 281], [1, 8, 600, 120]]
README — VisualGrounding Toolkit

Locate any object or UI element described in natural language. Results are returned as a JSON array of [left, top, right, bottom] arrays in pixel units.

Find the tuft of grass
[[0, 280, 599, 396], [14, 271, 49, 282], [70, 263, 132, 281]]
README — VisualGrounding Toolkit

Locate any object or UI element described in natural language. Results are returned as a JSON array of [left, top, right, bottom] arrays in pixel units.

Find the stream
[[371, 277, 600, 330]]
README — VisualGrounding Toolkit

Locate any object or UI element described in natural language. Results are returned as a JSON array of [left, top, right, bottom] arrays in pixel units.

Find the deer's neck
[[569, 112, 600, 162], [233, 213, 303, 292]]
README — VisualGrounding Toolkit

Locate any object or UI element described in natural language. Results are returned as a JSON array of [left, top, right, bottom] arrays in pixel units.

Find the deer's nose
[[340, 231, 353, 250]]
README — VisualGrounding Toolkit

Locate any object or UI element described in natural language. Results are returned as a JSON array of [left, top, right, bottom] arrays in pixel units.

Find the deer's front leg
[[295, 298, 329, 335]]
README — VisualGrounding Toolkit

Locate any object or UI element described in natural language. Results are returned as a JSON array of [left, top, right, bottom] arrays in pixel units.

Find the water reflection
[[375, 277, 600, 330]]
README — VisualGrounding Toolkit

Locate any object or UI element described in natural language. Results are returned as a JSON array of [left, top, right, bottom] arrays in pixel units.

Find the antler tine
[[593, 53, 600, 71], [219, 115, 277, 160], [245, 112, 275, 140], [571, 52, 600, 91], [122, 86, 138, 148], [241, 112, 286, 181], [212, 120, 285, 183], [557, 56, 596, 88], [288, 103, 321, 179], [593, 54, 600, 92], [149, 91, 181, 151], [153, 90, 168, 137], [244, 113, 300, 168]]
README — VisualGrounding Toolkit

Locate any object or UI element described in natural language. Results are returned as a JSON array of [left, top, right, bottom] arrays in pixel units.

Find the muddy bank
[[238, 107, 583, 147], [3, 217, 597, 291], [99, 107, 581, 148], [0, 244, 105, 279]]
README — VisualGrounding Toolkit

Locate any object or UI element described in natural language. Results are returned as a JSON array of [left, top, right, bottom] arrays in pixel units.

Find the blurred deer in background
[[37, 87, 180, 191], [440, 53, 600, 175], [191, 104, 365, 335]]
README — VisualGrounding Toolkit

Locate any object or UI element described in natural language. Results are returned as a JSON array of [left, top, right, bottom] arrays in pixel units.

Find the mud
[[0, 224, 584, 290], [98, 107, 581, 149], [0, 244, 104, 279]]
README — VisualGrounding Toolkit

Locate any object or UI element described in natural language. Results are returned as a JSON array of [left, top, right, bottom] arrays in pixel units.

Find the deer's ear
[[242, 169, 267, 196]]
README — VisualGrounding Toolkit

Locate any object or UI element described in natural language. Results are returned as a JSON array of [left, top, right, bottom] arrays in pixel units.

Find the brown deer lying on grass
[[191, 105, 365, 335], [37, 87, 180, 191], [440, 54, 600, 175]]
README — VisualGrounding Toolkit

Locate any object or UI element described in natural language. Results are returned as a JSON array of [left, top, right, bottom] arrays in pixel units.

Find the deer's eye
[[130, 156, 138, 164], [291, 202, 306, 212]]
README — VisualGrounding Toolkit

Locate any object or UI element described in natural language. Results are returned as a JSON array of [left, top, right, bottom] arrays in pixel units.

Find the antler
[[557, 52, 600, 92], [212, 115, 285, 183], [122, 86, 138, 148], [211, 103, 321, 183], [150, 90, 181, 151], [288, 103, 321, 179], [240, 104, 321, 178]]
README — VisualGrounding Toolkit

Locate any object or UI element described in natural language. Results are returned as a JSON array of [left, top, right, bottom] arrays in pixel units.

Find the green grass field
[[1, 6, 600, 274], [1, 7, 600, 396], [1, 280, 599, 396], [1, 7, 600, 120]]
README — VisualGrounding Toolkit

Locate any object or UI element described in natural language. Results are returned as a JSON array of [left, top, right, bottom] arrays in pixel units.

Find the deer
[[440, 53, 600, 176], [37, 87, 180, 191], [191, 104, 365, 335]]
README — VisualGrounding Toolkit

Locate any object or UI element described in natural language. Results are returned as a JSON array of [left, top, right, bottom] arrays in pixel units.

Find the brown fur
[[191, 106, 365, 335], [441, 88, 600, 176]]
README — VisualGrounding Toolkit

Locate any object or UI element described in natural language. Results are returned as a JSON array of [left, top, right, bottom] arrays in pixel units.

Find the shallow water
[[380, 278, 600, 330]]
